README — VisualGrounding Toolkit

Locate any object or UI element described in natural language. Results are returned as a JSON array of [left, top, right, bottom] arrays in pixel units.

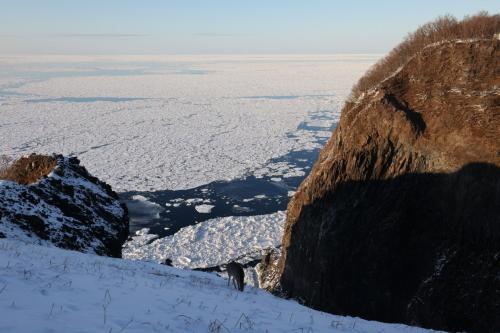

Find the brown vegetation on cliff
[[351, 12, 500, 99], [277, 13, 500, 333], [0, 154, 57, 185]]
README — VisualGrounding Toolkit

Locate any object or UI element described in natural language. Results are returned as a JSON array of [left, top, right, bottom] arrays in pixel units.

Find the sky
[[0, 0, 498, 54]]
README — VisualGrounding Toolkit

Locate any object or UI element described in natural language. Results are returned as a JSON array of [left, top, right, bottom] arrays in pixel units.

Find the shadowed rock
[[276, 38, 499, 333]]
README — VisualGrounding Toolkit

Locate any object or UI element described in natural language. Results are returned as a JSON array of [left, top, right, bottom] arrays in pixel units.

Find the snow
[[254, 161, 306, 179], [195, 204, 215, 214], [126, 195, 164, 227], [0, 155, 13, 173], [123, 212, 286, 269], [0, 55, 378, 192], [125, 228, 159, 248], [0, 179, 62, 245], [0, 239, 445, 333], [185, 198, 204, 205]]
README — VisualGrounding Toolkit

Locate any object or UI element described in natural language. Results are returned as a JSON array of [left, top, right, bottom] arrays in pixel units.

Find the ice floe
[[123, 211, 286, 269], [194, 204, 215, 214]]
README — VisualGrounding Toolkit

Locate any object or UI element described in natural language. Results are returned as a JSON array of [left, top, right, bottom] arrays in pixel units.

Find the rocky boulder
[[277, 38, 499, 332], [0, 154, 128, 257]]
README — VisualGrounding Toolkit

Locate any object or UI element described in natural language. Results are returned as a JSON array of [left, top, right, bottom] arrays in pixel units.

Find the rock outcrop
[[0, 154, 128, 257], [277, 38, 499, 332]]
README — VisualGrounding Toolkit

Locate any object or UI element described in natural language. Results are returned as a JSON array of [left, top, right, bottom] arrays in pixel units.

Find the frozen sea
[[0, 54, 379, 236]]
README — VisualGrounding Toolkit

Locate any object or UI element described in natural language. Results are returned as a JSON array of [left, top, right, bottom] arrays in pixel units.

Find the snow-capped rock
[[0, 154, 128, 257]]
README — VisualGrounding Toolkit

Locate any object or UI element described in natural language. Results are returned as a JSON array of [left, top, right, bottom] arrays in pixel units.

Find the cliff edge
[[277, 37, 499, 332]]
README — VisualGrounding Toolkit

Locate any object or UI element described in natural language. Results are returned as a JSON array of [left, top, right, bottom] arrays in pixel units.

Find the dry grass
[[0, 154, 57, 185], [350, 12, 500, 99]]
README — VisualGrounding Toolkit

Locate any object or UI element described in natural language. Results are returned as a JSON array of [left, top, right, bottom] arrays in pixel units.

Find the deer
[[226, 261, 245, 291]]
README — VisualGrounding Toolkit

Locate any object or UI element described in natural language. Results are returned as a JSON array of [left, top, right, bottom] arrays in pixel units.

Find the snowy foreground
[[0, 239, 443, 333]]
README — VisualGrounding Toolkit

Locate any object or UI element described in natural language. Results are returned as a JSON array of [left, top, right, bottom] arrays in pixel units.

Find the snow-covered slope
[[0, 239, 444, 333], [0, 155, 128, 257]]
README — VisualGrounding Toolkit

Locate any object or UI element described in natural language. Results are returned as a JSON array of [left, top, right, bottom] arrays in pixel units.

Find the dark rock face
[[278, 39, 500, 332], [0, 155, 129, 257]]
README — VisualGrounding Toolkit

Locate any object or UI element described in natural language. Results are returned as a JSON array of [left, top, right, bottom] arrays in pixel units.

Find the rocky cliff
[[0, 154, 128, 257], [277, 38, 499, 332]]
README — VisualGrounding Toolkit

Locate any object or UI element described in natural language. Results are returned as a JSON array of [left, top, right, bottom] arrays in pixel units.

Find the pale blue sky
[[0, 0, 498, 54]]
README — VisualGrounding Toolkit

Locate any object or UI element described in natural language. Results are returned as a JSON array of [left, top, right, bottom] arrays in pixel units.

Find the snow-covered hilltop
[[0, 154, 128, 257], [0, 239, 444, 333]]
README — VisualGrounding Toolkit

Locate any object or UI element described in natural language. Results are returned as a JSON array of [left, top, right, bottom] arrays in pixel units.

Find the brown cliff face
[[0, 155, 57, 185], [277, 39, 500, 332]]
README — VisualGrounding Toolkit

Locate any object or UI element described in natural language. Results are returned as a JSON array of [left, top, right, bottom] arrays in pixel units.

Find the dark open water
[[120, 112, 337, 238]]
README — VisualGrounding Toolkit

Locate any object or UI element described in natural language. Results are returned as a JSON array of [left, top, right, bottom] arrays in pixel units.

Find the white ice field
[[0, 54, 378, 192]]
